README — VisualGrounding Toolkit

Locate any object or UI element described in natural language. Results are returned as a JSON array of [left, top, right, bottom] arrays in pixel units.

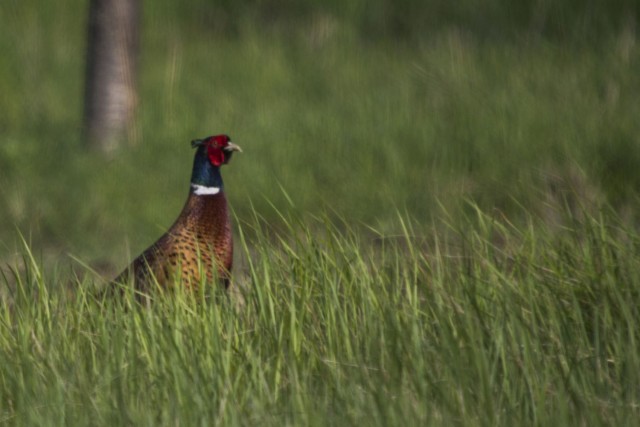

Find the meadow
[[1, 0, 640, 425]]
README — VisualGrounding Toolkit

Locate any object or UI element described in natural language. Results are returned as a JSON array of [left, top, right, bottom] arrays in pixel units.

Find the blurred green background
[[0, 0, 639, 268]]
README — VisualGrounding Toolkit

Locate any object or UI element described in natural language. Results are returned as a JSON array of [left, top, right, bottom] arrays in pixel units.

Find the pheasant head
[[189, 134, 242, 195]]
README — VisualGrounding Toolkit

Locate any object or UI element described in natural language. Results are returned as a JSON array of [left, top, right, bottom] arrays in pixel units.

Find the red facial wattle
[[207, 146, 225, 166]]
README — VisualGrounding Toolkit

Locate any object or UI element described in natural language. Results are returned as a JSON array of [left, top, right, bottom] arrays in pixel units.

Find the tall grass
[[1, 205, 639, 425]]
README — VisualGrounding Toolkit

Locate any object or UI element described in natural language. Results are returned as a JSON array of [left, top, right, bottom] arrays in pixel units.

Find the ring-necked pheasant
[[114, 134, 242, 294]]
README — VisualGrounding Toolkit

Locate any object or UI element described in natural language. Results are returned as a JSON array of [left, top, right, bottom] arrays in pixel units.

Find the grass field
[[1, 0, 640, 425], [3, 208, 640, 425]]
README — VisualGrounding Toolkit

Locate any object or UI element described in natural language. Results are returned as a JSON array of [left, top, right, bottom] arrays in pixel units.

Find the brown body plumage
[[116, 191, 233, 291], [113, 134, 241, 295]]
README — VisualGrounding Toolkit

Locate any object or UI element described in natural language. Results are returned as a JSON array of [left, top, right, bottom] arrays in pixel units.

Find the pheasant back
[[120, 193, 233, 292]]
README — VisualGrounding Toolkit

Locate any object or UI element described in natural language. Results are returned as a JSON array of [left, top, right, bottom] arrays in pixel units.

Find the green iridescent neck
[[190, 146, 223, 192]]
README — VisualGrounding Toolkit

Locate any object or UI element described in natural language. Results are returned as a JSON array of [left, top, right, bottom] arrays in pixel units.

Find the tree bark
[[83, 0, 141, 152]]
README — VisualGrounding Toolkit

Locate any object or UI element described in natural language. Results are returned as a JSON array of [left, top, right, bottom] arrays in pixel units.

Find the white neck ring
[[191, 184, 221, 195]]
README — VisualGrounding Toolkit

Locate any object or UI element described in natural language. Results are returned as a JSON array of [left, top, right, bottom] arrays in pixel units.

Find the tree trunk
[[83, 0, 141, 152]]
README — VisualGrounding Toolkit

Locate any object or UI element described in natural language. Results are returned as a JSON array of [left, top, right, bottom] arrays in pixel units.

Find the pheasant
[[114, 134, 242, 294]]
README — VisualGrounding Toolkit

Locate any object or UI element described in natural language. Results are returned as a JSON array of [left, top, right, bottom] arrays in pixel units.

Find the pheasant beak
[[223, 142, 243, 153]]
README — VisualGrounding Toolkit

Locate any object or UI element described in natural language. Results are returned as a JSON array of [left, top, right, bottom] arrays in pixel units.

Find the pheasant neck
[[190, 146, 224, 196]]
